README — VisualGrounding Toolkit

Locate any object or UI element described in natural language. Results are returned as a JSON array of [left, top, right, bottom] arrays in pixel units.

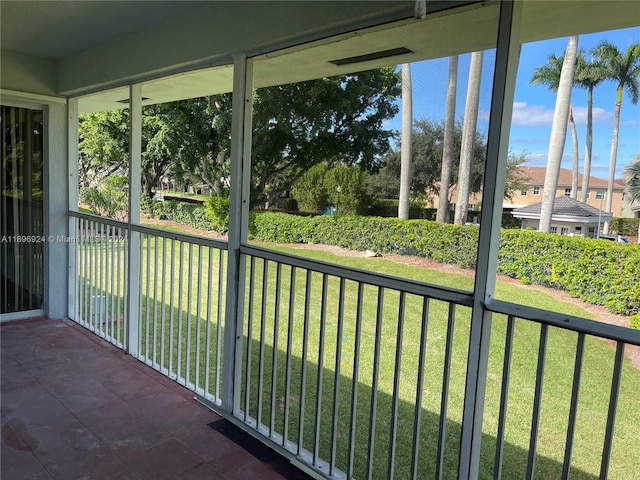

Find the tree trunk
[[580, 86, 594, 203], [603, 92, 622, 235], [569, 104, 579, 199], [398, 63, 412, 220], [539, 35, 578, 232], [454, 51, 483, 226], [437, 55, 458, 223]]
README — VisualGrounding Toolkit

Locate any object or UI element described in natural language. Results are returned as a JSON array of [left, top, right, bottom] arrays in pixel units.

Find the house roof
[[512, 195, 609, 219], [518, 167, 623, 190]]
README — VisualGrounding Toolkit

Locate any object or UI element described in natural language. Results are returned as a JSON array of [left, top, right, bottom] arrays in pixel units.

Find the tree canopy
[[78, 67, 401, 206]]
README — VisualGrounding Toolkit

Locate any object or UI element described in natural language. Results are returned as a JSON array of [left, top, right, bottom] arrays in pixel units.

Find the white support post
[[67, 98, 79, 320], [126, 84, 142, 356], [222, 54, 254, 413], [458, 2, 522, 479]]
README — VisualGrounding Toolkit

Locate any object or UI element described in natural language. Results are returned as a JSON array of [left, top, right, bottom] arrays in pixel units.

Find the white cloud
[[512, 102, 554, 126], [571, 106, 613, 124], [503, 102, 614, 127]]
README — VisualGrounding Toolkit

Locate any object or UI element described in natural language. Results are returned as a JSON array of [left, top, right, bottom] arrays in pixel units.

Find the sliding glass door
[[1, 105, 44, 316]]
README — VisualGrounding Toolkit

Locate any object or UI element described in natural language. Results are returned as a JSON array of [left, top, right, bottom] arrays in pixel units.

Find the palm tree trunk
[[569, 104, 579, 199], [454, 51, 483, 226], [603, 89, 622, 234], [398, 63, 412, 220], [539, 35, 578, 232], [580, 86, 594, 203], [437, 55, 458, 223]]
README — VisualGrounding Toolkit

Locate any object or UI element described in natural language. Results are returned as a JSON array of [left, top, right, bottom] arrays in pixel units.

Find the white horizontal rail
[[242, 244, 474, 306], [486, 298, 640, 346]]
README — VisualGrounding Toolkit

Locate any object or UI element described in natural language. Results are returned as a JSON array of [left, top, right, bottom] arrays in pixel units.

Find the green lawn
[[77, 236, 640, 480]]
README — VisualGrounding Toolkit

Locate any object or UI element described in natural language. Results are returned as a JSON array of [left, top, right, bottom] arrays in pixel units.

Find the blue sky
[[389, 26, 640, 180]]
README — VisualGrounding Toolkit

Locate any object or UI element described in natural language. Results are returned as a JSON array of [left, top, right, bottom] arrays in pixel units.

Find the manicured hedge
[[142, 199, 212, 231], [251, 211, 640, 315]]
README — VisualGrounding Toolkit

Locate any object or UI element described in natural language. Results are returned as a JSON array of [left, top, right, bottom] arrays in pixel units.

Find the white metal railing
[[68, 212, 640, 480], [69, 211, 229, 403]]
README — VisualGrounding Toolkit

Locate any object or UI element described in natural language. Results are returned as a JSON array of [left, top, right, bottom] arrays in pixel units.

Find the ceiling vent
[[329, 47, 413, 66]]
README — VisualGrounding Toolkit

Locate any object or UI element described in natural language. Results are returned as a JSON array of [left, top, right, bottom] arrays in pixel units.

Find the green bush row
[[609, 217, 640, 236], [142, 199, 212, 231], [251, 211, 640, 315]]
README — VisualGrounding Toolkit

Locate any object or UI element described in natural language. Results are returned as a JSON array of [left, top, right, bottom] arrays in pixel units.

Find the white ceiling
[[3, 1, 638, 113]]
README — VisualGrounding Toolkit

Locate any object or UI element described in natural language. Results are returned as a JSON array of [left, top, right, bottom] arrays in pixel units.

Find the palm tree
[[593, 41, 640, 233], [398, 63, 412, 220], [574, 51, 606, 203], [454, 51, 483, 226], [436, 55, 459, 223], [623, 153, 640, 205], [538, 35, 579, 233], [530, 49, 580, 199]]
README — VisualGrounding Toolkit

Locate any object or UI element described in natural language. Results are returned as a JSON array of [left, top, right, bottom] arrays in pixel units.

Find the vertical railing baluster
[[103, 224, 109, 338], [121, 227, 127, 346], [561, 332, 584, 480], [169, 239, 176, 377], [313, 273, 329, 466], [436, 303, 457, 479], [144, 233, 151, 359], [186, 243, 194, 385], [387, 291, 406, 479], [270, 263, 282, 438], [99, 222, 104, 334], [283, 266, 296, 446], [244, 256, 256, 421], [347, 282, 364, 479], [297, 269, 312, 456], [110, 225, 116, 341], [91, 221, 97, 331], [410, 297, 430, 480], [330, 278, 346, 476], [257, 259, 269, 428], [599, 342, 625, 480], [195, 245, 203, 391], [79, 219, 85, 324], [366, 287, 385, 480], [216, 249, 224, 402], [177, 241, 184, 383], [153, 235, 159, 365], [205, 247, 213, 397], [494, 315, 515, 480], [160, 237, 167, 372], [526, 323, 548, 480]]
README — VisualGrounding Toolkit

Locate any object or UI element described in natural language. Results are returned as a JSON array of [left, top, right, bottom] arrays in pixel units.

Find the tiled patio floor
[[1, 318, 310, 479]]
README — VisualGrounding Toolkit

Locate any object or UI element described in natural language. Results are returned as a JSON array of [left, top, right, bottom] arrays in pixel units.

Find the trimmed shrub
[[630, 313, 640, 330], [205, 194, 230, 234], [144, 200, 212, 231], [250, 211, 640, 315]]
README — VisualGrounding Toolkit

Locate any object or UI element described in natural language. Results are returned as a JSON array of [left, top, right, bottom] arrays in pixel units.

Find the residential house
[[511, 195, 611, 237]]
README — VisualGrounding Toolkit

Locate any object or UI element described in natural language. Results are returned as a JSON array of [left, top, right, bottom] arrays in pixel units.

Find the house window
[[596, 190, 605, 200], [533, 186, 540, 195], [564, 188, 571, 196], [586, 191, 590, 199], [550, 226, 558, 234], [575, 226, 582, 232], [560, 227, 569, 235], [521, 189, 528, 196]]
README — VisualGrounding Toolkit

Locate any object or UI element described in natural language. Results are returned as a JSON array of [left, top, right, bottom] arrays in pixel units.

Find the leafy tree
[[623, 153, 640, 205], [292, 163, 329, 213], [504, 151, 530, 201], [575, 51, 607, 203], [251, 67, 401, 206], [325, 164, 370, 216], [79, 175, 128, 220], [78, 110, 129, 188], [530, 48, 580, 199], [593, 41, 640, 232], [371, 119, 486, 202]]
